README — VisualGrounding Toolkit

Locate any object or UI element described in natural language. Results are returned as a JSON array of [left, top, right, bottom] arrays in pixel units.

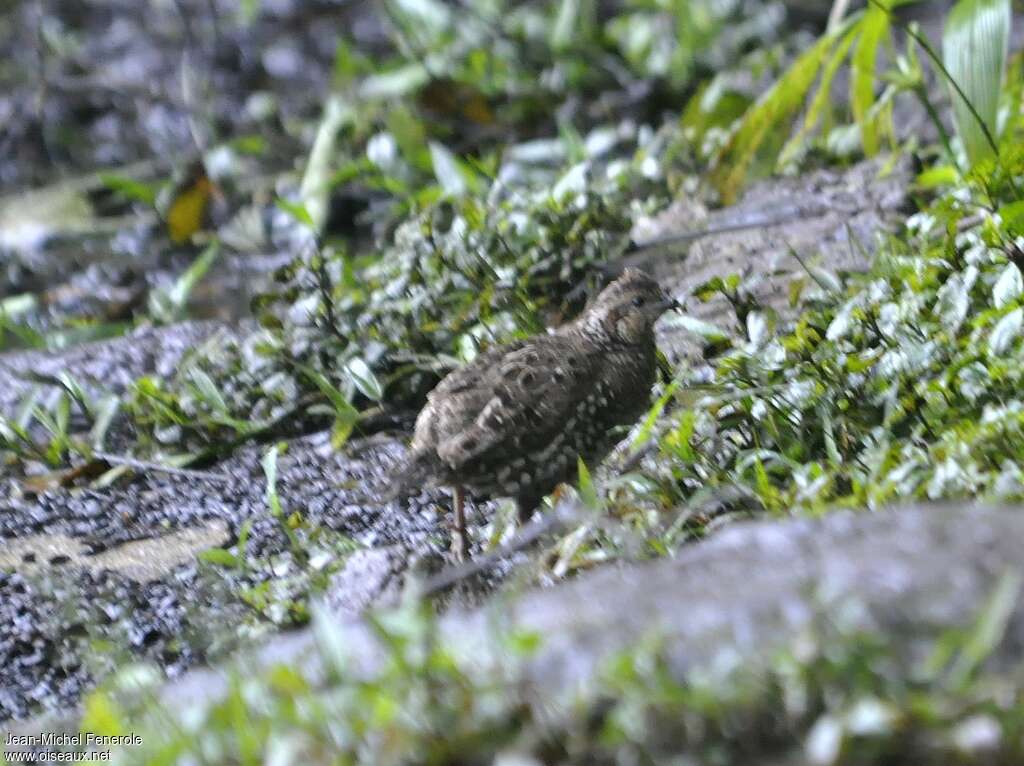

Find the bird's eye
[[632, 296, 645, 307]]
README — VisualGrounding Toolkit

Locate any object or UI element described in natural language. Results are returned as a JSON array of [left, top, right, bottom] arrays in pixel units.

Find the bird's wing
[[408, 340, 529, 455], [433, 337, 601, 474]]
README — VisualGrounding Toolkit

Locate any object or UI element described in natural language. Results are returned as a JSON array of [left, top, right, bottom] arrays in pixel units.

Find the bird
[[388, 268, 679, 559]]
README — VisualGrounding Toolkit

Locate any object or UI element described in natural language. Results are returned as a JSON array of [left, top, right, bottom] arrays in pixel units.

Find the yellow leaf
[[166, 166, 214, 244]]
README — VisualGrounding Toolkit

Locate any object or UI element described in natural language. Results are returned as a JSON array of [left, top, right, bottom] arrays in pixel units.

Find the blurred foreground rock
[[112, 503, 1024, 727]]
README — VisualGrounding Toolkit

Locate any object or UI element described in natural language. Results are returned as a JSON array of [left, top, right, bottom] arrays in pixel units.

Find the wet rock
[[1, 428, 450, 551], [0, 423, 477, 721], [0, 566, 207, 721]]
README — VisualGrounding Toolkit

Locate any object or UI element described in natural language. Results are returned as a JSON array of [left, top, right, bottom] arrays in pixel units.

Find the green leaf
[[999, 199, 1024, 236], [261, 445, 283, 517], [237, 518, 253, 555], [275, 198, 316, 230], [330, 415, 357, 450], [391, 0, 452, 35], [359, 64, 429, 99], [90, 395, 121, 450], [633, 381, 679, 450], [850, 2, 891, 156], [345, 358, 384, 401], [167, 240, 220, 312], [198, 548, 241, 567], [661, 314, 732, 343], [299, 365, 359, 419], [826, 305, 855, 341], [188, 368, 229, 414], [992, 263, 1022, 308], [298, 365, 360, 449], [0, 292, 36, 319], [916, 165, 959, 188], [552, 0, 594, 50], [943, 0, 1010, 166], [947, 569, 1022, 687], [577, 457, 599, 510], [100, 173, 157, 206], [779, 23, 860, 165], [746, 311, 769, 347], [300, 95, 352, 233], [936, 267, 976, 331], [80, 693, 126, 737], [988, 307, 1022, 355], [333, 38, 362, 86]]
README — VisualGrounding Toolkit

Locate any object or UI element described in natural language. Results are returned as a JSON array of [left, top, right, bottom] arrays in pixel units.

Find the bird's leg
[[451, 485, 468, 562]]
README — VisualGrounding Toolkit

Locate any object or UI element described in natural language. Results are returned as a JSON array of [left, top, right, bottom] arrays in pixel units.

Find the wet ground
[[1, 0, 375, 718]]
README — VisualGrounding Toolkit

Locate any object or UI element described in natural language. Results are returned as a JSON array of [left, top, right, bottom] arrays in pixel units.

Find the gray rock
[[324, 546, 412, 618]]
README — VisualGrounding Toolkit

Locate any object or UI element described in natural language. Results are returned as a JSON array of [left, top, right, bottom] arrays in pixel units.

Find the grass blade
[[851, 1, 891, 156], [779, 23, 860, 165], [942, 0, 1011, 165]]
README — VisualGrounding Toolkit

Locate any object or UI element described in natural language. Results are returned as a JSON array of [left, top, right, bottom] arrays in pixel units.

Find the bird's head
[[580, 268, 679, 344]]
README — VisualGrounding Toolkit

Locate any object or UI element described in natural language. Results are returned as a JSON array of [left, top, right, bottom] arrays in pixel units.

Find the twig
[[622, 212, 813, 262]]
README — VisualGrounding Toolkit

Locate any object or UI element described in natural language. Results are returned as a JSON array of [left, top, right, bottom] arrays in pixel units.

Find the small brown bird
[[390, 268, 678, 558]]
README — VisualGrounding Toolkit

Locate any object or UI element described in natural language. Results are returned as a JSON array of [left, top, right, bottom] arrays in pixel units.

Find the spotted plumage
[[389, 268, 678, 557]]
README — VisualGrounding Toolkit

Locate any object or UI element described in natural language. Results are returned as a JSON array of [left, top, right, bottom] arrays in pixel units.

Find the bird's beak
[[655, 295, 682, 313]]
